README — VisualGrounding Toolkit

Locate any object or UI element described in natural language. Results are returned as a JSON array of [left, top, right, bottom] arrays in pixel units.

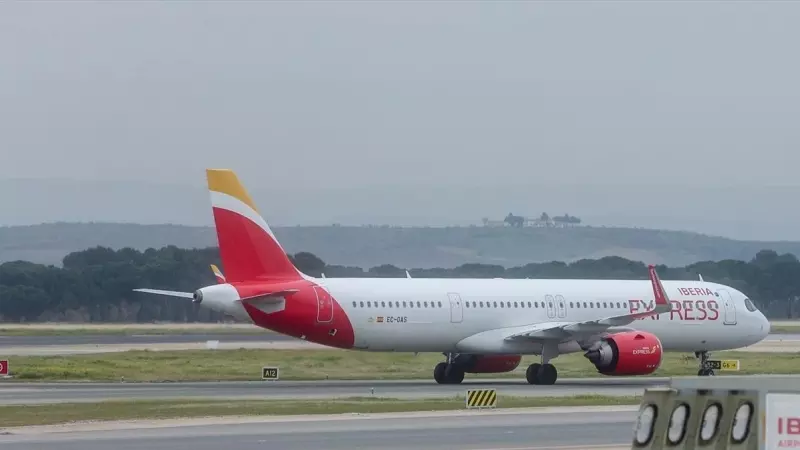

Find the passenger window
[[417, 302, 421, 308], [616, 302, 621, 308], [438, 301, 443, 307], [570, 302, 574, 308], [367, 301, 371, 307], [583, 302, 587, 308], [493, 301, 498, 308], [479, 301, 484, 307], [360, 301, 364, 307], [381, 301, 386, 307], [465, 302, 469, 308], [410, 302, 414, 308], [352, 301, 357, 307], [535, 302, 539, 308], [500, 302, 504, 308], [403, 301, 407, 308], [514, 302, 518, 308]]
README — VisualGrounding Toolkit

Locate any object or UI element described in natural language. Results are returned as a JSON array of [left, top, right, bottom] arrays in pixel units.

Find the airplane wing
[[503, 264, 672, 342]]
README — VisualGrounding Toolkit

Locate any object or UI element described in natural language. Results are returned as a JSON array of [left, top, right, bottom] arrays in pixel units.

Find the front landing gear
[[433, 358, 465, 384], [696, 351, 716, 376]]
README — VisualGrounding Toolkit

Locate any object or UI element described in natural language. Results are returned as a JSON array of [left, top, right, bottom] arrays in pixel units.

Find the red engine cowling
[[584, 331, 663, 376], [464, 355, 522, 373]]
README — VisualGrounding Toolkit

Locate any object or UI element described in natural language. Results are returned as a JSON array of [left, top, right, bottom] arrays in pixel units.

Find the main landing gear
[[433, 354, 465, 384], [696, 351, 716, 376], [525, 347, 558, 385]]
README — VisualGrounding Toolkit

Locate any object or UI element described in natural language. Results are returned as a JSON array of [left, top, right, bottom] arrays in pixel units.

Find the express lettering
[[628, 299, 719, 321], [779, 418, 800, 435]]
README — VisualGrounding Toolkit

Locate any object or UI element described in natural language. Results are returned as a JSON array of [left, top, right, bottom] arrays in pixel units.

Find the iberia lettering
[[779, 417, 800, 435], [629, 299, 719, 321], [678, 287, 715, 296]]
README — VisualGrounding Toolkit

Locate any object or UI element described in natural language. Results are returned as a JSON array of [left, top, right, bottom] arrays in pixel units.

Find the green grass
[[768, 325, 800, 334], [4, 349, 796, 382], [0, 395, 641, 428]]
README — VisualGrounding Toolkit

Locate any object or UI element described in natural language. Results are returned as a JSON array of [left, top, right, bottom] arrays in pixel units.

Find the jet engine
[[583, 331, 663, 376], [191, 284, 249, 319], [463, 355, 522, 373]]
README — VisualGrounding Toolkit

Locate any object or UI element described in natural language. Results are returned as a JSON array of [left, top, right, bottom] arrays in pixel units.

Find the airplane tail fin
[[206, 169, 303, 282]]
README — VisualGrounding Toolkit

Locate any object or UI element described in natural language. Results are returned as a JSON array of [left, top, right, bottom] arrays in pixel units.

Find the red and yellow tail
[[210, 264, 226, 283], [206, 169, 302, 283]]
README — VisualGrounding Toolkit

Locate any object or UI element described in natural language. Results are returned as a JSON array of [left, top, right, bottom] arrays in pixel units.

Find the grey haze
[[2, 1, 799, 241]]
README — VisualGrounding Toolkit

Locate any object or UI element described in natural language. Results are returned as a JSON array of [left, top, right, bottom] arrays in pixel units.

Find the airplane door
[[545, 295, 556, 319], [717, 289, 737, 325], [448, 293, 463, 323], [314, 286, 333, 323], [555, 295, 567, 318]]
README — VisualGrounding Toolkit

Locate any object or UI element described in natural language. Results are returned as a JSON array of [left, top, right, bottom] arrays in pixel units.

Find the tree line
[[0, 246, 798, 323]]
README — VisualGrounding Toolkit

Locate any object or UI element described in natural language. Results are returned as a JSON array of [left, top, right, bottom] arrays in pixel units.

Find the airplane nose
[[762, 314, 771, 336]]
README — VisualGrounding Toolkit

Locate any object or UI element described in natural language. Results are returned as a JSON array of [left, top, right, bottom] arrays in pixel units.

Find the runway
[[0, 406, 638, 450], [0, 333, 287, 347], [0, 332, 797, 356], [0, 376, 665, 405]]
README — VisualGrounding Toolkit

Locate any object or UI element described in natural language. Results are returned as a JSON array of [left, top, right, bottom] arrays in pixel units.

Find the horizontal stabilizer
[[133, 288, 194, 299], [239, 289, 299, 303]]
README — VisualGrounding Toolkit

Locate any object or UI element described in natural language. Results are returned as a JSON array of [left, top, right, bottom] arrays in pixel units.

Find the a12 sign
[[0, 360, 8, 376]]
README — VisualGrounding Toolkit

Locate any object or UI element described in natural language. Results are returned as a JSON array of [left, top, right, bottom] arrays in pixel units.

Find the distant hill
[[3, 222, 800, 269]]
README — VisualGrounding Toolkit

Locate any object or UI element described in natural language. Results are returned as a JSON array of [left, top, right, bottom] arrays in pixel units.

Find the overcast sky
[[2, 1, 799, 240]]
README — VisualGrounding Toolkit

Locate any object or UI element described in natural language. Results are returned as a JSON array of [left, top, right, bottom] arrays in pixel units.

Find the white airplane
[[135, 169, 771, 385]]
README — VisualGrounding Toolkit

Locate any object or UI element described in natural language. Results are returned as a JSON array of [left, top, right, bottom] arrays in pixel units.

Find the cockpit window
[[744, 298, 758, 312]]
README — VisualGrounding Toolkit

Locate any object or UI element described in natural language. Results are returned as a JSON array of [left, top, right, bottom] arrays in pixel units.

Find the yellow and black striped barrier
[[465, 389, 497, 409]]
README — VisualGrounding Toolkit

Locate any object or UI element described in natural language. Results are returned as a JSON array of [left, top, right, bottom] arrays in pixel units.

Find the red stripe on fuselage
[[237, 280, 356, 350]]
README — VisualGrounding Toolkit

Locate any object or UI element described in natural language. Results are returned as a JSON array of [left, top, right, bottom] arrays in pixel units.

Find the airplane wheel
[[434, 362, 447, 384], [537, 364, 558, 385], [526, 363, 541, 385], [444, 365, 464, 384]]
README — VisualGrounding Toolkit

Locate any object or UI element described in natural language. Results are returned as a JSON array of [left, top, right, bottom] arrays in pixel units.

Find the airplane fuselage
[[231, 276, 769, 356]]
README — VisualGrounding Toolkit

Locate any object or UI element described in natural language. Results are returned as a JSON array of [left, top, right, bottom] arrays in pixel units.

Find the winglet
[[406, 270, 412, 279], [648, 264, 672, 314], [210, 264, 226, 283]]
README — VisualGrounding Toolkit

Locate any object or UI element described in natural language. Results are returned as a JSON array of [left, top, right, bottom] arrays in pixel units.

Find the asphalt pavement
[[0, 406, 639, 450]]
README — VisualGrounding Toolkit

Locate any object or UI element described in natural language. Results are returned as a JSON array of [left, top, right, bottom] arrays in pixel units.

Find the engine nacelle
[[192, 283, 249, 321], [464, 355, 522, 373], [583, 331, 663, 376]]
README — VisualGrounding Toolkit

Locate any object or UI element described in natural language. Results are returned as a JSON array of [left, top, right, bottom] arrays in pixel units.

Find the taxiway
[[0, 377, 663, 405]]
